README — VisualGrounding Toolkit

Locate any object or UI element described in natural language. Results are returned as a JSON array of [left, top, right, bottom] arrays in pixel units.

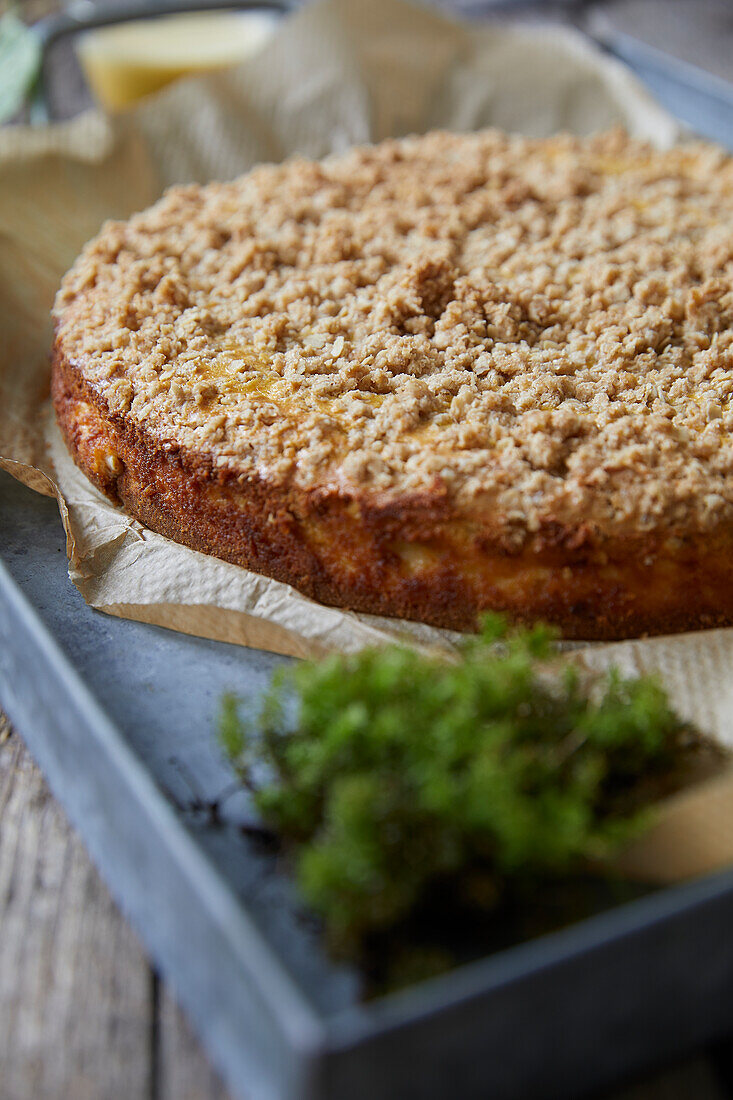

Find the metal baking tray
[[6, 456, 733, 1100], [5, 42, 733, 1100]]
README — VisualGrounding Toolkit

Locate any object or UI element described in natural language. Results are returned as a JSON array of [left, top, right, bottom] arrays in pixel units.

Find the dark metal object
[[590, 13, 733, 148]]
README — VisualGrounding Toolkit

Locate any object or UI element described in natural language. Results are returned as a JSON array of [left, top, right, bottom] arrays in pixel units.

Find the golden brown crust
[[52, 343, 733, 639], [50, 127, 733, 638]]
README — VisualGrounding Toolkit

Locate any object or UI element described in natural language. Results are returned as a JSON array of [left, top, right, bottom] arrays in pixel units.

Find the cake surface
[[52, 128, 733, 638]]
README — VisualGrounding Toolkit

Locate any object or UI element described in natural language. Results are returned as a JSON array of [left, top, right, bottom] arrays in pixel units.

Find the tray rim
[[0, 543, 328, 1099], [7, 487, 733, 1025], [327, 859, 733, 1046], [6, 480, 733, 1093], [0, 554, 323, 1039]]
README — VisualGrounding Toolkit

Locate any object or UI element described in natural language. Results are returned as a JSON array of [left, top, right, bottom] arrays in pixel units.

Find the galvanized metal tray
[[6, 462, 733, 1100], [5, 45, 733, 1100]]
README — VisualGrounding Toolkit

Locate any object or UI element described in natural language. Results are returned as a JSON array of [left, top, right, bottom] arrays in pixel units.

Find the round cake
[[52, 128, 733, 639]]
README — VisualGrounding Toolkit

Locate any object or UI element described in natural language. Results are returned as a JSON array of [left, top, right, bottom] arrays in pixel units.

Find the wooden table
[[0, 713, 228, 1100], [3, 1, 733, 1097]]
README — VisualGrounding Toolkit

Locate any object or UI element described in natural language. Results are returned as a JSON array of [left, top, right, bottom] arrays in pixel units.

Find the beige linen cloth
[[1, 0, 732, 879]]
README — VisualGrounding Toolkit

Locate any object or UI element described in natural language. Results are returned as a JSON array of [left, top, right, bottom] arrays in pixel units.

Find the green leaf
[[0, 10, 42, 125], [219, 614, 709, 966], [218, 693, 245, 760]]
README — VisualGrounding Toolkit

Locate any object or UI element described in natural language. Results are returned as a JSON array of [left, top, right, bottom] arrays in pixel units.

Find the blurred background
[[9, 0, 733, 130]]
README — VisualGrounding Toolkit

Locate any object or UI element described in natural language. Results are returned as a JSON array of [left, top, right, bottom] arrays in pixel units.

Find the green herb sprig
[[0, 9, 41, 125], [221, 616, 701, 963]]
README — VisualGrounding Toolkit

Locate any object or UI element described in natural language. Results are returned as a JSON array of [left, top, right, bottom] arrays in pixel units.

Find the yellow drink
[[76, 11, 277, 110]]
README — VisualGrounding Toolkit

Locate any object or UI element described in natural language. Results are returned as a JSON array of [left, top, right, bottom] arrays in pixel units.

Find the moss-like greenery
[[221, 616, 701, 967]]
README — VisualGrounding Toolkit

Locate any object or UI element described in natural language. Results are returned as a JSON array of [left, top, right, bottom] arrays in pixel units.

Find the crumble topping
[[54, 127, 733, 539]]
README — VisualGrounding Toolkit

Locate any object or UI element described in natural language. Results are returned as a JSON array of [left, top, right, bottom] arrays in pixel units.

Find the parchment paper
[[2, 0, 732, 879]]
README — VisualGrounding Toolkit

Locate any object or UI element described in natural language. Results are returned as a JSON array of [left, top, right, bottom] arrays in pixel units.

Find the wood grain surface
[[0, 714, 232, 1100]]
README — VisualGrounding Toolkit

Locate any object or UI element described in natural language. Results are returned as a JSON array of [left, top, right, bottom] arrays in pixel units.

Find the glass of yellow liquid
[[75, 8, 278, 111]]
